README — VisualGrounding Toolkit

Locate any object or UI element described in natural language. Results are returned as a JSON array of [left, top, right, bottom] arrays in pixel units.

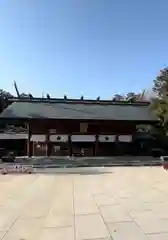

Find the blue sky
[[0, 0, 168, 99]]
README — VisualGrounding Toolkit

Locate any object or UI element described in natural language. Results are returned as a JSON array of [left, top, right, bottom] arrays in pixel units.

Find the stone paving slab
[[45, 213, 74, 228], [146, 233, 168, 240], [107, 221, 147, 240], [0, 166, 168, 239], [3, 218, 45, 240], [0, 233, 5, 240], [39, 226, 74, 240], [75, 214, 110, 239], [100, 205, 133, 223]]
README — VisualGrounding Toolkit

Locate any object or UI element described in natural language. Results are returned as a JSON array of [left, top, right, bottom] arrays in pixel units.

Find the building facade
[[0, 98, 158, 157]]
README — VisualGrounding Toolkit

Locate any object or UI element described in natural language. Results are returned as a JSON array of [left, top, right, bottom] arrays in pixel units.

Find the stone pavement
[[0, 166, 168, 239]]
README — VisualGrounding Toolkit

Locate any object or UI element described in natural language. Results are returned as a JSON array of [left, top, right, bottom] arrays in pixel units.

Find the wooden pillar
[[68, 135, 72, 156], [94, 135, 98, 156], [115, 135, 119, 156], [27, 121, 31, 157], [46, 130, 50, 157]]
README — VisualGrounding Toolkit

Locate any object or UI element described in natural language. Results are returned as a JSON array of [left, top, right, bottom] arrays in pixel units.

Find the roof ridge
[[9, 98, 150, 106]]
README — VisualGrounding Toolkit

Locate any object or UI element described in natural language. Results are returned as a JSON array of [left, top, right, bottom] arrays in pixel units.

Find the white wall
[[118, 135, 132, 142], [0, 134, 28, 139], [31, 134, 46, 142], [71, 135, 95, 142]]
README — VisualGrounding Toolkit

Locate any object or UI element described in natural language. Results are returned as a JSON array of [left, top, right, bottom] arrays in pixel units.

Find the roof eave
[[0, 117, 158, 123]]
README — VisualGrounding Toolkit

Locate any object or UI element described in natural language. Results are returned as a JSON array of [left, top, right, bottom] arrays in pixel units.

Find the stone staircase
[[13, 156, 162, 168], [73, 156, 161, 167]]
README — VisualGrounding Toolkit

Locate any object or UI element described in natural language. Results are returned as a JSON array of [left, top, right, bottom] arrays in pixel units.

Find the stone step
[[11, 156, 162, 168]]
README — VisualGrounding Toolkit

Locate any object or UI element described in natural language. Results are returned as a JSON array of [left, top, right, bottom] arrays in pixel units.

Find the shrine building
[[0, 97, 158, 157]]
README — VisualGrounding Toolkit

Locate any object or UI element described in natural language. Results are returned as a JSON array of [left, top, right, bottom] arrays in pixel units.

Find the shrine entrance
[[50, 142, 69, 156], [97, 142, 117, 156], [71, 135, 95, 156], [71, 142, 94, 156]]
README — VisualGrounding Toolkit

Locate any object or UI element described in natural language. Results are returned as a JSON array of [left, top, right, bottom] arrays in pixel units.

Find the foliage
[[113, 94, 124, 101], [0, 89, 13, 98], [151, 67, 168, 133], [0, 89, 14, 113], [153, 68, 168, 98], [113, 91, 147, 101]]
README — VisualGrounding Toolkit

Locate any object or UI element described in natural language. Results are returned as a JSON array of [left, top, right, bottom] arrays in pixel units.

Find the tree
[[0, 89, 13, 98], [0, 89, 14, 113], [0, 88, 33, 113], [151, 67, 168, 133], [126, 92, 136, 99], [112, 91, 148, 101], [153, 68, 168, 98], [126, 91, 149, 101], [113, 94, 124, 101]]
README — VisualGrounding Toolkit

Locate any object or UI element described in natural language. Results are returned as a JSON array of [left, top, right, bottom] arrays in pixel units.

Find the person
[[161, 156, 168, 170], [163, 162, 168, 170]]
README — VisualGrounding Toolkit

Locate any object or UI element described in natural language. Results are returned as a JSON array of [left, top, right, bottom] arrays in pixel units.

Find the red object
[[163, 162, 168, 170]]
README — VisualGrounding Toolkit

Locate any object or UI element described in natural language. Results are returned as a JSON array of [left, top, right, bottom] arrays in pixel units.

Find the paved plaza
[[0, 166, 168, 239]]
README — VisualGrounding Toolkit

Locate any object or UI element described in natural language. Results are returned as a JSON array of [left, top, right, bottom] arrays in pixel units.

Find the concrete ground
[[0, 167, 168, 239]]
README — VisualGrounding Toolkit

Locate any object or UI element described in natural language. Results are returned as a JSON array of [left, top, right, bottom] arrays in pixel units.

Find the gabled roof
[[0, 100, 157, 122]]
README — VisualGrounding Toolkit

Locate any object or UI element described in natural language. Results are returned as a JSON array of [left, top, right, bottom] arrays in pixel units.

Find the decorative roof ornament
[[28, 94, 33, 100]]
